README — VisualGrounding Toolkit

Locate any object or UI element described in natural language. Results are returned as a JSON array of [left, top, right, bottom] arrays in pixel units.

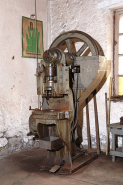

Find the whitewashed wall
[[0, 0, 47, 155], [1, 0, 123, 156], [47, 0, 123, 151]]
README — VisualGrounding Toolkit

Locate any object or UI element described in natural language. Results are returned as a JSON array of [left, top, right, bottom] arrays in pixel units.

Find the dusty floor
[[0, 148, 123, 185]]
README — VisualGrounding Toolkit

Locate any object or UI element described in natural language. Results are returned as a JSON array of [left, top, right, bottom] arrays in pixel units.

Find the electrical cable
[[71, 73, 79, 141]]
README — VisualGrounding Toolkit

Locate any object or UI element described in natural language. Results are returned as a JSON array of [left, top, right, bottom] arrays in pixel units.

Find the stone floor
[[0, 148, 123, 185]]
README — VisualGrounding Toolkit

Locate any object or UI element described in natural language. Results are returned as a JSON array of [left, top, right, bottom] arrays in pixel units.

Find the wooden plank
[[93, 92, 100, 154], [105, 93, 109, 152], [109, 99, 123, 102], [70, 154, 98, 174], [110, 150, 123, 157], [105, 92, 110, 156], [105, 93, 108, 127], [86, 98, 91, 152], [107, 97, 123, 101], [108, 77, 112, 125], [107, 122, 123, 128], [110, 129, 123, 135], [106, 77, 112, 155], [76, 106, 83, 145]]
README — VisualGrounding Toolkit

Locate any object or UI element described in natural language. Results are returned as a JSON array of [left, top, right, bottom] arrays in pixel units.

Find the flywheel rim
[[50, 30, 103, 57]]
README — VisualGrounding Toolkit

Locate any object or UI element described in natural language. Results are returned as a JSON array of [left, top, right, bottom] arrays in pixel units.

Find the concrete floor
[[0, 148, 123, 185]]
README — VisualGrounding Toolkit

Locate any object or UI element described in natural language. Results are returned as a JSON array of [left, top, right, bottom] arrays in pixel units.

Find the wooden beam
[[93, 91, 100, 154], [106, 77, 112, 155], [86, 98, 91, 152]]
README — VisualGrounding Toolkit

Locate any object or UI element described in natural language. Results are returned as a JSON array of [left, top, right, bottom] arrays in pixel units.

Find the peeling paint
[[0, 0, 47, 156]]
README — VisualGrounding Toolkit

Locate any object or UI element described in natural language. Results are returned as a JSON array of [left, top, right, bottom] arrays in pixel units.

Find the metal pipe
[[35, 0, 41, 109], [35, 0, 38, 71]]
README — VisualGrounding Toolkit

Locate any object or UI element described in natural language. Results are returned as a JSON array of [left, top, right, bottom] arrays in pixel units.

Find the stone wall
[[47, 0, 123, 151], [0, 0, 47, 156]]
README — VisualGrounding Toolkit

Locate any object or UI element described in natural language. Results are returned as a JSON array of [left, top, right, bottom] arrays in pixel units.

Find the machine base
[[57, 153, 98, 174], [39, 151, 98, 174]]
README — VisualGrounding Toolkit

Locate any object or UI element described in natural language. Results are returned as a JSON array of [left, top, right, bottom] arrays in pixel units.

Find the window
[[114, 10, 123, 95]]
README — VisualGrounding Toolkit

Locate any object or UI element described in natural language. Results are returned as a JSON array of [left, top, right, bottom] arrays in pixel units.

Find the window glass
[[119, 14, 123, 33], [118, 56, 123, 75], [119, 77, 123, 95], [119, 35, 123, 54], [115, 10, 123, 95]]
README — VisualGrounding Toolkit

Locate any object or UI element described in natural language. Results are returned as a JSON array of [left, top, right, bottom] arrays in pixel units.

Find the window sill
[[108, 95, 123, 102]]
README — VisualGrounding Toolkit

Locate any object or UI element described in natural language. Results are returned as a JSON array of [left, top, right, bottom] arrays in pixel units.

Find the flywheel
[[50, 30, 104, 58]]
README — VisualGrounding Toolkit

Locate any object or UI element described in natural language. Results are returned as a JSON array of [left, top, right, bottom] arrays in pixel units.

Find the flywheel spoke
[[65, 39, 73, 54], [71, 41, 76, 53], [76, 43, 88, 56], [82, 48, 91, 56], [50, 31, 103, 57]]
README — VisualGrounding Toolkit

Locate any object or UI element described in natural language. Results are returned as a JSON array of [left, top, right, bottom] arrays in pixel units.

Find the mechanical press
[[28, 30, 107, 173]]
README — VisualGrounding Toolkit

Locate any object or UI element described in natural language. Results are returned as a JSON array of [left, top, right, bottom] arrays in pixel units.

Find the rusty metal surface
[[49, 96, 70, 110], [50, 30, 103, 56], [39, 136, 64, 150], [57, 154, 98, 174], [32, 109, 71, 120], [28, 30, 108, 172]]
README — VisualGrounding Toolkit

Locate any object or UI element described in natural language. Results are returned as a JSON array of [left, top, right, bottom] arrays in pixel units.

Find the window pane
[[119, 14, 123, 33], [119, 35, 123, 54], [119, 77, 123, 95], [119, 56, 123, 75]]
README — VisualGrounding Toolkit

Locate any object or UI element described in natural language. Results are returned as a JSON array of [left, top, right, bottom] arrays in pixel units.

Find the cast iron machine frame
[[28, 30, 106, 174]]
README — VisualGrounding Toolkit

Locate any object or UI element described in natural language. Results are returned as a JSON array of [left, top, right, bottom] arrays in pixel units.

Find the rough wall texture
[[1, 0, 123, 156], [0, 0, 47, 156], [47, 0, 123, 151]]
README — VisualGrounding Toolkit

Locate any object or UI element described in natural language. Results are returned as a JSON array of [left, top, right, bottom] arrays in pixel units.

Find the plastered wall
[[1, 0, 123, 156], [0, 0, 47, 155], [47, 0, 123, 150]]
